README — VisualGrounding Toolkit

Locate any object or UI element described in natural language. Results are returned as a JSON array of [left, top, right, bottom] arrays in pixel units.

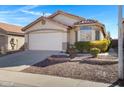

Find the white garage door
[[29, 32, 63, 51]]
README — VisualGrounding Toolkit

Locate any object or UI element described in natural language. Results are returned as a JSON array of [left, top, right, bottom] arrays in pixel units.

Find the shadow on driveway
[[0, 50, 59, 68], [33, 55, 70, 67]]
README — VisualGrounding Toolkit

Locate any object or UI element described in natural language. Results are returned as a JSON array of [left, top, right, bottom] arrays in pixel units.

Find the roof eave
[[7, 31, 24, 36], [22, 16, 44, 31], [22, 16, 69, 31]]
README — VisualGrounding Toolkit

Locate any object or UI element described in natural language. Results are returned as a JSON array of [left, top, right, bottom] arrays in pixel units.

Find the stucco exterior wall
[[100, 31, 104, 40], [24, 34, 29, 50], [52, 14, 80, 26], [26, 19, 67, 32], [69, 29, 76, 44], [7, 35, 24, 51], [62, 32, 68, 50], [91, 30, 96, 41]]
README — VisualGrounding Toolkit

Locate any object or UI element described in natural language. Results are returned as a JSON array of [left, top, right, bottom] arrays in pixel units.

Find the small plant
[[75, 41, 90, 53], [90, 48, 100, 57], [67, 44, 77, 58]]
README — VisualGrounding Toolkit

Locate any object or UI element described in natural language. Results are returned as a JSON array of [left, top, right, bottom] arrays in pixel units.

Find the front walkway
[[0, 70, 110, 87]]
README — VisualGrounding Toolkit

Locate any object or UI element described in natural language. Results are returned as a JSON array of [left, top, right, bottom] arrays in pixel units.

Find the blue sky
[[0, 5, 119, 39]]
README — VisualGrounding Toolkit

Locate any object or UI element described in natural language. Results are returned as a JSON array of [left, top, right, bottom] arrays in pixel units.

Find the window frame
[[80, 26, 92, 31], [79, 26, 92, 41], [95, 30, 100, 40]]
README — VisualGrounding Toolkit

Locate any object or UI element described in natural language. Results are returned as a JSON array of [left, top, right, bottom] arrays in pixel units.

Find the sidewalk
[[0, 70, 110, 87]]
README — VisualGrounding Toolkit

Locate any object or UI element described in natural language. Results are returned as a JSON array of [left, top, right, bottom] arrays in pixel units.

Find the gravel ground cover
[[22, 55, 118, 83]]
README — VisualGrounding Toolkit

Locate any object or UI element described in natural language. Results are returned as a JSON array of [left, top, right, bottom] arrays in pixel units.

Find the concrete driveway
[[0, 50, 59, 71]]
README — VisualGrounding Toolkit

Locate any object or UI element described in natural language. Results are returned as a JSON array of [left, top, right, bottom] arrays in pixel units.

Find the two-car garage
[[22, 17, 68, 51], [28, 31, 65, 51]]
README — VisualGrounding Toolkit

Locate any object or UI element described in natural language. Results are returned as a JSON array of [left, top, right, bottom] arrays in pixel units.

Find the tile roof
[[0, 22, 23, 34], [74, 19, 104, 26]]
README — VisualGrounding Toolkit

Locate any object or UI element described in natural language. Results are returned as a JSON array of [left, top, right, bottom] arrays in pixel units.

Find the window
[[80, 26, 92, 31], [80, 29, 91, 41], [95, 30, 100, 40], [79, 26, 92, 41]]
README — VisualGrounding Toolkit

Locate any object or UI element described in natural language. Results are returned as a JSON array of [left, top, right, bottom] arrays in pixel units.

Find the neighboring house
[[0, 22, 24, 52], [22, 10, 107, 51]]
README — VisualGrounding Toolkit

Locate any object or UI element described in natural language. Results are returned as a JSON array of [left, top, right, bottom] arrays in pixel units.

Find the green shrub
[[75, 41, 90, 53], [90, 48, 100, 57], [90, 39, 109, 52], [75, 39, 110, 53]]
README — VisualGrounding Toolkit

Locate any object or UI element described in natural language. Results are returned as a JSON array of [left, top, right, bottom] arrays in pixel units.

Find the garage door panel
[[29, 32, 63, 51]]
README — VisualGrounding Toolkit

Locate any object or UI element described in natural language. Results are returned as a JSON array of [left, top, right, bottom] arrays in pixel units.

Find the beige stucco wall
[[24, 34, 29, 50], [69, 29, 76, 44], [26, 19, 67, 32], [7, 35, 24, 51], [52, 14, 81, 26], [91, 30, 96, 41], [62, 32, 67, 42], [100, 31, 104, 40]]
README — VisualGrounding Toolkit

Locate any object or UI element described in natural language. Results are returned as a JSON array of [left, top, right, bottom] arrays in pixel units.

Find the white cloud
[[44, 13, 52, 16], [0, 5, 40, 14], [0, 5, 51, 26], [21, 10, 42, 16], [18, 5, 39, 11], [21, 10, 51, 16], [18, 5, 51, 16], [0, 19, 22, 26], [0, 5, 51, 16]]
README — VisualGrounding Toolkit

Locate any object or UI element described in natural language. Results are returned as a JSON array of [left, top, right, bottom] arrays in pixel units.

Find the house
[[22, 10, 107, 51], [0, 22, 24, 52]]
